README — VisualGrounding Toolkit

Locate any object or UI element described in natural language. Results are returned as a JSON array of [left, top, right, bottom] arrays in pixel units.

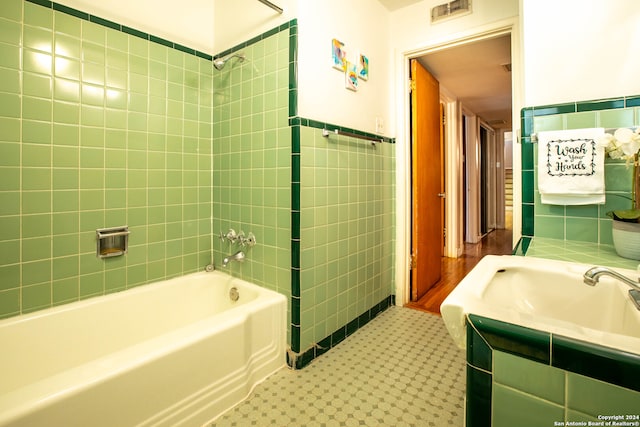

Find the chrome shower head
[[213, 53, 246, 70]]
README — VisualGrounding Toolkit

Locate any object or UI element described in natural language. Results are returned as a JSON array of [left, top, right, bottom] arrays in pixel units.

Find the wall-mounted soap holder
[[96, 226, 130, 258]]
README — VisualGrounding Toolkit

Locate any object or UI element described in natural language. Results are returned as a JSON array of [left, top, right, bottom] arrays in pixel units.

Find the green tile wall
[[212, 24, 294, 343], [298, 126, 395, 352], [211, 22, 396, 361], [520, 96, 640, 246], [0, 0, 213, 319]]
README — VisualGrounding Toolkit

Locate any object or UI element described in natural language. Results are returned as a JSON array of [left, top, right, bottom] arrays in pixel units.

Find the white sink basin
[[440, 255, 640, 355]]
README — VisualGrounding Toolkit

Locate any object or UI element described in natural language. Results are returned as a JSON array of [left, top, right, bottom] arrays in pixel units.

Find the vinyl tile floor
[[211, 306, 466, 426]]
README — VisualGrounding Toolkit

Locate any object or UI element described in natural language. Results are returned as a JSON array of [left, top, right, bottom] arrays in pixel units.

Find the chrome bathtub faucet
[[583, 266, 640, 310], [222, 250, 245, 267]]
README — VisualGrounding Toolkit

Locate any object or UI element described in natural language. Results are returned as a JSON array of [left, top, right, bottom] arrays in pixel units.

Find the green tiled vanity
[[462, 95, 640, 426], [466, 314, 640, 427]]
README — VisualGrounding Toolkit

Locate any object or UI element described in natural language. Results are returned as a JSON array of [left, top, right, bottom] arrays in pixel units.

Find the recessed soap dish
[[96, 226, 129, 258]]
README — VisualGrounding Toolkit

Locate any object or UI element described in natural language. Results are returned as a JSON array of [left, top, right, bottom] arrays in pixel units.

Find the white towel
[[537, 128, 605, 205]]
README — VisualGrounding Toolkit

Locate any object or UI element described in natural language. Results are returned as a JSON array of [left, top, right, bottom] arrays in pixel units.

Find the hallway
[[406, 228, 513, 315]]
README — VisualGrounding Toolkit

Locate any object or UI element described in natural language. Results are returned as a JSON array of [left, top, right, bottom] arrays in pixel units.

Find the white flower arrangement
[[600, 127, 640, 163], [598, 127, 640, 221]]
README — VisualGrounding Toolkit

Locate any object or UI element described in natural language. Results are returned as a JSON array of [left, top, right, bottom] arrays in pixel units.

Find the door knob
[[438, 193, 446, 198]]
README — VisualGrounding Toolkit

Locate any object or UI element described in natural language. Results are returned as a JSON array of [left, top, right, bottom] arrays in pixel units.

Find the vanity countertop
[[523, 237, 639, 270]]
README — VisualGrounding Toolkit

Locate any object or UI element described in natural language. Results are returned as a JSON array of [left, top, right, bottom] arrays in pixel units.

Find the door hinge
[[409, 79, 416, 93], [410, 254, 417, 269]]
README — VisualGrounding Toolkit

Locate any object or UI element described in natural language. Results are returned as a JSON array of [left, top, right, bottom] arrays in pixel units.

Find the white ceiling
[[418, 34, 513, 128], [377, 0, 513, 129]]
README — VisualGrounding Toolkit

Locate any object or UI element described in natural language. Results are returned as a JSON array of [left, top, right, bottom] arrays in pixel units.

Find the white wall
[[55, 0, 214, 53], [522, 0, 640, 106], [297, 0, 392, 136], [213, 0, 298, 54]]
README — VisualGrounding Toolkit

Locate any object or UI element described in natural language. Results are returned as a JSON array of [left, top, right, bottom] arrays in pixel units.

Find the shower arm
[[257, 0, 283, 14]]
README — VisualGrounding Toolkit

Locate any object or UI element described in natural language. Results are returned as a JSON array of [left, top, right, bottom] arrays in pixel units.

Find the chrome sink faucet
[[222, 250, 245, 267], [583, 266, 640, 290], [584, 266, 640, 310]]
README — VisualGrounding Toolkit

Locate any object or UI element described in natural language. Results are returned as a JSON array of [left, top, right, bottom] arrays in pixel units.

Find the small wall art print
[[332, 39, 346, 71], [345, 61, 358, 91], [358, 54, 369, 80]]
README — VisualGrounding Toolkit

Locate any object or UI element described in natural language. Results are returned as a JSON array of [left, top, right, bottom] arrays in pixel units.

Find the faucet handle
[[220, 228, 238, 243], [239, 232, 256, 247]]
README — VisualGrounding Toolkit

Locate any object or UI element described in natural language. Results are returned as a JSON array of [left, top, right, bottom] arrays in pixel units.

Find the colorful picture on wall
[[358, 54, 369, 80], [332, 38, 346, 71], [345, 61, 358, 91]]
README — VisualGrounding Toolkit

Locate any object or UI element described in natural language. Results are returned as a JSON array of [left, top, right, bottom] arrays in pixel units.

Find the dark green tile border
[[468, 314, 550, 365], [552, 335, 640, 393], [466, 366, 492, 427], [465, 313, 640, 424], [289, 117, 395, 144], [287, 295, 395, 369], [25, 0, 213, 61]]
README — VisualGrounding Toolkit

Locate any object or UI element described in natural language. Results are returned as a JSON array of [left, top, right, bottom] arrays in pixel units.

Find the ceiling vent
[[431, 0, 471, 23]]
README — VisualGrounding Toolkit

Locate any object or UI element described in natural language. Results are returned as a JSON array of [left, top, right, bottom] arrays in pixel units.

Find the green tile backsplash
[[520, 96, 640, 247], [0, 0, 213, 318]]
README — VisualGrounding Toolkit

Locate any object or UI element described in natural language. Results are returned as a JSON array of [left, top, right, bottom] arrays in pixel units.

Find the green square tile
[[106, 68, 127, 90], [53, 124, 79, 146], [23, 96, 52, 121], [53, 276, 79, 303], [24, 2, 53, 29], [0, 264, 19, 290], [81, 105, 104, 126], [0, 67, 20, 93], [79, 147, 104, 168], [0, 142, 19, 166], [106, 30, 128, 52], [54, 57, 80, 80], [82, 41, 104, 65], [23, 26, 52, 55], [52, 234, 78, 258], [54, 11, 81, 38], [53, 212, 79, 234], [80, 127, 104, 148], [566, 218, 598, 243], [54, 33, 81, 59], [23, 167, 51, 190], [23, 120, 51, 144], [53, 101, 79, 124], [79, 169, 104, 189], [604, 163, 633, 192], [494, 351, 565, 405], [82, 21, 105, 45], [22, 282, 52, 313], [23, 191, 51, 214], [23, 236, 51, 262], [0, 42, 20, 70], [0, 215, 19, 241], [0, 117, 21, 142], [22, 143, 51, 167], [598, 108, 634, 129], [0, 19, 21, 46], [22, 213, 52, 239], [54, 78, 80, 102], [0, 191, 19, 215], [80, 272, 104, 298], [0, 92, 21, 118], [0, 0, 22, 22], [567, 373, 640, 416], [82, 62, 105, 85], [53, 190, 79, 212], [81, 83, 105, 106]]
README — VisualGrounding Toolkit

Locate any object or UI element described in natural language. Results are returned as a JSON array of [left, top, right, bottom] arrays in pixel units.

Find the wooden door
[[410, 59, 443, 301]]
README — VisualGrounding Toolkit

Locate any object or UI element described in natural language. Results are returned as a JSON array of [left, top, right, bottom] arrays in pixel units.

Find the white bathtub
[[0, 270, 287, 427]]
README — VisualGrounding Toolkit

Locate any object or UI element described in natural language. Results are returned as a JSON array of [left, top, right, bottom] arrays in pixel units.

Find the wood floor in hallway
[[406, 228, 513, 315]]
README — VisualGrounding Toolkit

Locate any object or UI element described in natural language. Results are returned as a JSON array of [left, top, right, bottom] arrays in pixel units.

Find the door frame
[[394, 18, 523, 306]]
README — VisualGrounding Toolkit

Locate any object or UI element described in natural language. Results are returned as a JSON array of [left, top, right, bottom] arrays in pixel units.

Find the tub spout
[[223, 250, 245, 267]]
